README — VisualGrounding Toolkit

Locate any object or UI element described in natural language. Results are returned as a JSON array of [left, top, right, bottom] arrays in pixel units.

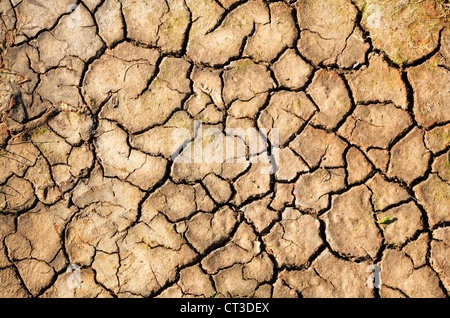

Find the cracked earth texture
[[0, 0, 449, 298]]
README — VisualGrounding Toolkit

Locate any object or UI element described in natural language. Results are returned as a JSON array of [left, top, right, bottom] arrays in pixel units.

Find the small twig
[[123, 62, 150, 82], [6, 141, 55, 146], [7, 95, 15, 111], [0, 153, 29, 165], [2, 148, 34, 164], [16, 77, 30, 85], [0, 69, 26, 78], [11, 108, 58, 133], [0, 198, 8, 211], [2, 183, 20, 194]]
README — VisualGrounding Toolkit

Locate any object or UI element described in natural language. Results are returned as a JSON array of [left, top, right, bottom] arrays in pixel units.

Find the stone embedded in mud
[[321, 185, 382, 259]]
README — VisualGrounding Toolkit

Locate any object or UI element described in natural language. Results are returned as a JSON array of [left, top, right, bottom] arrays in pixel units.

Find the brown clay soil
[[0, 0, 449, 298]]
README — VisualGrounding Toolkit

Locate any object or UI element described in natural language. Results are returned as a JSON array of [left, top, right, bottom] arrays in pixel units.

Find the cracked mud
[[0, 0, 449, 298]]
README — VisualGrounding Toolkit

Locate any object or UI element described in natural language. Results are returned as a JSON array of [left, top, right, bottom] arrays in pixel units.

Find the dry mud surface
[[0, 0, 449, 298]]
